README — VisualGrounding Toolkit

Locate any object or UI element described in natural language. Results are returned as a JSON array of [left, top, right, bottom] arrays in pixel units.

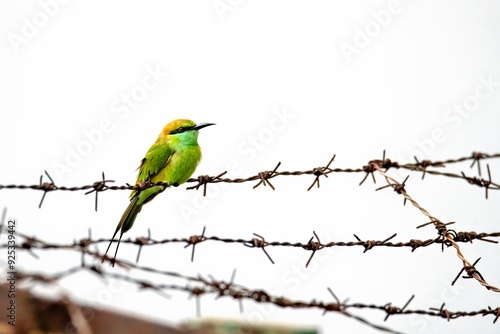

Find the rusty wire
[[0, 152, 499, 210], [13, 257, 500, 333], [366, 159, 500, 292], [1, 151, 499, 293], [3, 228, 499, 265], [3, 225, 499, 296], [1, 151, 500, 332]]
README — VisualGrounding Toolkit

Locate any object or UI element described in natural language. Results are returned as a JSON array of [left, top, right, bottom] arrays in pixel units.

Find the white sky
[[1, 1, 500, 333]]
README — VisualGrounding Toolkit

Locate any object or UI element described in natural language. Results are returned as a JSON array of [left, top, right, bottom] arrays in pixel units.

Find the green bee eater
[[103, 119, 215, 266]]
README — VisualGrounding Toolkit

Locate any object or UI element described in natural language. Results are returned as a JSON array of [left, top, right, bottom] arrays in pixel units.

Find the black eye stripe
[[170, 126, 194, 135]]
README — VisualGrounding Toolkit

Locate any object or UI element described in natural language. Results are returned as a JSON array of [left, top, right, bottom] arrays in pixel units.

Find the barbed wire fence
[[1, 151, 499, 333]]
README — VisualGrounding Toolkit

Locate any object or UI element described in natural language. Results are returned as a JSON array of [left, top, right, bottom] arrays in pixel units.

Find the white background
[[1, 0, 500, 333]]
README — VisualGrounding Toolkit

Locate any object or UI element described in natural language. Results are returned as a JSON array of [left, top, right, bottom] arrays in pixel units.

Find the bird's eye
[[172, 127, 184, 134]]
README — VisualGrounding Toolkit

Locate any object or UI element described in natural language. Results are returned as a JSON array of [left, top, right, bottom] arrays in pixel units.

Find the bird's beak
[[194, 123, 215, 130]]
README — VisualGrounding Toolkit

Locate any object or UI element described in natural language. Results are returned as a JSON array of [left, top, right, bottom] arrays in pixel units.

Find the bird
[[103, 119, 215, 266]]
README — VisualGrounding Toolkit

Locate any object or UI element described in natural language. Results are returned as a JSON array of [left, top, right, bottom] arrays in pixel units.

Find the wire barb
[[38, 170, 57, 208], [308, 154, 336, 191], [186, 171, 228, 196], [13, 262, 500, 333], [429, 303, 454, 321], [412, 156, 445, 180], [471, 151, 487, 176], [84, 172, 115, 211], [134, 228, 151, 264], [3, 227, 499, 261], [353, 233, 398, 253], [359, 150, 400, 186], [376, 175, 409, 205], [461, 164, 494, 199], [184, 226, 206, 262], [244, 233, 275, 264], [253, 162, 281, 190], [451, 257, 483, 286], [1, 151, 500, 332], [374, 164, 500, 293], [1, 152, 498, 201], [304, 231, 323, 267], [383, 295, 414, 321]]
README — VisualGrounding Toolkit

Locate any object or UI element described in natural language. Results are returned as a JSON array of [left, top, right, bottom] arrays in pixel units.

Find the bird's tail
[[119, 195, 143, 234], [102, 186, 164, 266], [102, 196, 143, 266]]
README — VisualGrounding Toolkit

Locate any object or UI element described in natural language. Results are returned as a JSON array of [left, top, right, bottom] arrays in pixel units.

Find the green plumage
[[103, 119, 214, 266]]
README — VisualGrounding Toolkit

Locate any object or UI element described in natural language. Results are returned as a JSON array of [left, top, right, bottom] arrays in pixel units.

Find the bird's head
[[159, 119, 215, 145]]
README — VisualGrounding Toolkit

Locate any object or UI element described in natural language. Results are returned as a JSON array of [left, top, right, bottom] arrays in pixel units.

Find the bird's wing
[[136, 142, 174, 183]]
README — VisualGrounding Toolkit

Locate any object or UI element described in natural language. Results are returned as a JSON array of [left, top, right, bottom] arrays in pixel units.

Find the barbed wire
[[4, 223, 500, 302], [0, 152, 498, 211], [2, 151, 500, 332], [3, 227, 499, 267], [13, 255, 500, 334], [2, 152, 499, 289], [370, 162, 500, 292]]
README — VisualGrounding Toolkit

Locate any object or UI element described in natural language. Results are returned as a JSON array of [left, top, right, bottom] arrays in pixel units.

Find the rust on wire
[[461, 164, 493, 199], [134, 228, 151, 264], [84, 171, 115, 211], [373, 164, 500, 293], [303, 231, 323, 267], [383, 295, 414, 321], [486, 306, 500, 324], [244, 233, 275, 264], [253, 162, 281, 190], [77, 228, 92, 249], [184, 226, 206, 262], [353, 233, 398, 253], [325, 288, 345, 313], [429, 303, 453, 321], [1, 151, 500, 331], [38, 170, 57, 208], [451, 257, 483, 286], [308, 154, 336, 191], [187, 286, 205, 318], [359, 150, 400, 186], [413, 157, 445, 180], [3, 228, 499, 258], [206, 269, 244, 313], [471, 151, 487, 176], [376, 175, 409, 205], [12, 262, 500, 332], [186, 171, 227, 196], [0, 152, 499, 210]]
